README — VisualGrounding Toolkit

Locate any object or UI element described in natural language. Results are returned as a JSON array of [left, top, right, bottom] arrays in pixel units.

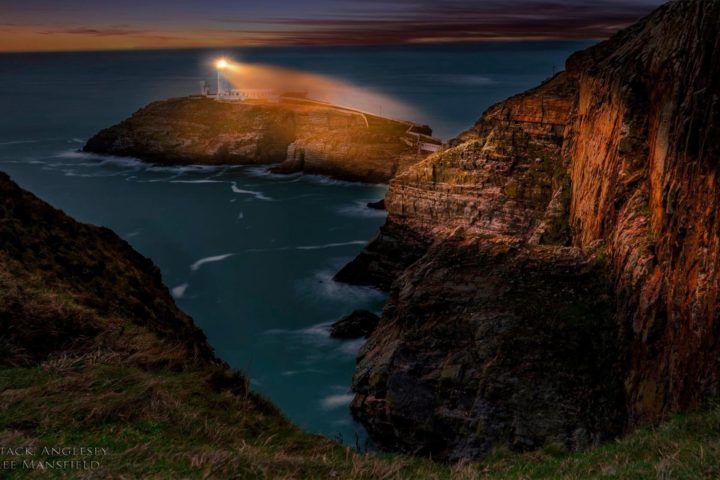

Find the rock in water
[[343, 0, 720, 460], [366, 199, 385, 210], [330, 310, 380, 339], [84, 96, 435, 183]]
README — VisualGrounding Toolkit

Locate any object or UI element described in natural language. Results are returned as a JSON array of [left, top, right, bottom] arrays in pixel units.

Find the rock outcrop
[[352, 237, 624, 460], [336, 72, 576, 287], [84, 97, 435, 183], [0, 172, 215, 368], [330, 310, 380, 339], [344, 0, 720, 461]]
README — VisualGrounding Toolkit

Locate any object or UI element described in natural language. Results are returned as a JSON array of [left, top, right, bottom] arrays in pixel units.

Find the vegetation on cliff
[[341, 0, 720, 462], [1, 164, 720, 480]]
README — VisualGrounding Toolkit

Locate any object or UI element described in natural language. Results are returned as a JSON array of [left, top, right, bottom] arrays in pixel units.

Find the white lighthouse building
[[205, 57, 278, 102]]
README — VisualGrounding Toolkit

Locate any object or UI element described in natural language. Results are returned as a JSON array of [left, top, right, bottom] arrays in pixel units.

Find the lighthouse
[[215, 58, 228, 98]]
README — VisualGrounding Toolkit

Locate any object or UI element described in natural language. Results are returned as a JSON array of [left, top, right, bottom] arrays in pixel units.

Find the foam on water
[[190, 253, 235, 272], [298, 270, 385, 304], [146, 163, 222, 173], [263, 321, 332, 338], [295, 241, 367, 251], [320, 393, 355, 410], [339, 339, 365, 356], [0, 140, 39, 146], [300, 174, 375, 188], [337, 200, 388, 219], [231, 182, 273, 201], [244, 165, 295, 179], [53, 150, 147, 171], [243, 240, 367, 253], [171, 283, 189, 299], [169, 179, 225, 184]]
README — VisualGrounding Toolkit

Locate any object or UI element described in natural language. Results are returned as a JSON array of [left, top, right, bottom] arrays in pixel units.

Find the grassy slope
[[1, 171, 719, 479], [2, 361, 719, 479]]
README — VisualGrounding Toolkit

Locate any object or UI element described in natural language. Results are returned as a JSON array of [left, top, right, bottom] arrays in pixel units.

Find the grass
[[2, 171, 720, 479], [2, 357, 720, 479]]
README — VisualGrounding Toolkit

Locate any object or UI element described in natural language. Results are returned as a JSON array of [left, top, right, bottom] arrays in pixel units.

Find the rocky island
[[83, 95, 439, 183]]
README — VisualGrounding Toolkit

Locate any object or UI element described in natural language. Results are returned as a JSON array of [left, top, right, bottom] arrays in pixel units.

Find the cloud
[[41, 26, 146, 36], [0, 0, 666, 51], [218, 0, 665, 43]]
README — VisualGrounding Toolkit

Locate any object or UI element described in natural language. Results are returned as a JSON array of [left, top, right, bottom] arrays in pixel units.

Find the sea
[[0, 42, 592, 445]]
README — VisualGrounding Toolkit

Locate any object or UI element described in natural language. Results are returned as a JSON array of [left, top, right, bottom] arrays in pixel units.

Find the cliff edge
[[342, 0, 720, 460]]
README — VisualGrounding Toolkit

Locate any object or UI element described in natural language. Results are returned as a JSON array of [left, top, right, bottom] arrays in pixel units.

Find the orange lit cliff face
[[343, 0, 720, 460], [563, 0, 720, 422]]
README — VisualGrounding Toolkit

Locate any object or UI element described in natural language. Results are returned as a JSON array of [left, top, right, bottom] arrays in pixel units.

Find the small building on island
[[200, 81, 278, 102], [225, 88, 279, 101]]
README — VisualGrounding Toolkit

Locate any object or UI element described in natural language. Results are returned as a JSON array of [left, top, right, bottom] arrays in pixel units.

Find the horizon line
[[0, 37, 605, 55]]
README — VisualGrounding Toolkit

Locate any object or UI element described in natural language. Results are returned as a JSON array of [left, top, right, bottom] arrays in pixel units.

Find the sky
[[0, 0, 667, 52]]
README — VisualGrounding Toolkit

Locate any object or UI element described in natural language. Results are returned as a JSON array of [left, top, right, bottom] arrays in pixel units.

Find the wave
[[61, 170, 126, 178], [263, 321, 332, 337], [231, 182, 273, 201], [261, 322, 339, 350], [295, 241, 367, 251], [244, 240, 367, 254], [337, 201, 388, 219], [46, 161, 109, 168], [280, 368, 325, 377], [299, 270, 385, 304], [301, 174, 376, 188], [0, 140, 39, 146], [247, 166, 381, 188], [320, 393, 355, 410], [338, 339, 365, 356], [146, 164, 221, 173], [243, 165, 294, 178], [169, 179, 225, 184], [53, 150, 232, 176], [54, 149, 146, 168], [190, 253, 235, 272], [171, 283, 189, 299]]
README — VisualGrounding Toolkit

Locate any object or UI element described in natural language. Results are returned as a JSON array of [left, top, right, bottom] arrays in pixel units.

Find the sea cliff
[[4, 0, 720, 475], [84, 96, 436, 183], [0, 172, 446, 478], [2, 154, 720, 476], [343, 0, 720, 460]]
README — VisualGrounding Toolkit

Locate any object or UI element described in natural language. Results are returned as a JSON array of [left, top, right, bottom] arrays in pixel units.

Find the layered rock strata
[[345, 0, 720, 460]]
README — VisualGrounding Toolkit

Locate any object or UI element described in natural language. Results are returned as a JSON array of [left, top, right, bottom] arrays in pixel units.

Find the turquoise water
[[0, 42, 591, 443]]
